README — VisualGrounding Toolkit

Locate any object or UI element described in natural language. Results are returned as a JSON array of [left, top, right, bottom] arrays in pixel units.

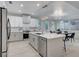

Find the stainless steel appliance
[[0, 7, 8, 57], [7, 18, 11, 40], [23, 31, 29, 39], [38, 37, 47, 57]]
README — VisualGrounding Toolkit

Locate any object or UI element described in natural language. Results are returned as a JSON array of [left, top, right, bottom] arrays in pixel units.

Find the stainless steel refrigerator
[[0, 7, 8, 57]]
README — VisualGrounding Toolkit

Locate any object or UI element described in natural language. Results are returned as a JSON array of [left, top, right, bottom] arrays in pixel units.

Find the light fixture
[[18, 10, 21, 12], [20, 4, 24, 7], [37, 3, 40, 7]]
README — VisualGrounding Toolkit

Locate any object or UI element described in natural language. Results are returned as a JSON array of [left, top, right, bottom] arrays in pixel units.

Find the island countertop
[[29, 32, 65, 39], [29, 32, 66, 57]]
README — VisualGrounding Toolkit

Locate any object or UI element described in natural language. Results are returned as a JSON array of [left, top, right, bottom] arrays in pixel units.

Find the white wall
[[52, 20, 79, 40]]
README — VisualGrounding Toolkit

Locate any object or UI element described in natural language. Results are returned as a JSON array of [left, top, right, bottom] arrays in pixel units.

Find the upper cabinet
[[8, 15, 23, 27], [23, 15, 30, 24], [23, 15, 40, 31]]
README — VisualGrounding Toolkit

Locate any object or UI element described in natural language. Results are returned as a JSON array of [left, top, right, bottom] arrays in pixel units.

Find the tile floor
[[7, 33, 79, 57], [7, 40, 40, 57], [65, 40, 79, 57]]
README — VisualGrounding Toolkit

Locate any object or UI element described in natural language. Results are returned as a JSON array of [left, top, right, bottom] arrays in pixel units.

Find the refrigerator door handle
[[7, 18, 11, 40]]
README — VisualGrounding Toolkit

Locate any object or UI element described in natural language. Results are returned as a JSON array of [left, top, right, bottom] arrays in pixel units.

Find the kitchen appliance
[[7, 18, 11, 40], [0, 7, 8, 57], [23, 31, 29, 39], [38, 37, 47, 57]]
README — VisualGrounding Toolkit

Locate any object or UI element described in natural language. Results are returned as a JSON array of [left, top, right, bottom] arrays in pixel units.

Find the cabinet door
[[34, 36, 38, 50], [9, 32, 16, 41], [38, 37, 47, 57], [29, 34, 33, 45], [32, 35, 35, 47], [29, 34, 39, 51]]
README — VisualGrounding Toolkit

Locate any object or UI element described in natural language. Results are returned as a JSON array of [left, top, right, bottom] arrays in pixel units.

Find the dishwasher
[[38, 36, 47, 57]]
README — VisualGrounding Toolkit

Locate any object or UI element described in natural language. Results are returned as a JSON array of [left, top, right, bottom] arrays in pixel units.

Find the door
[[2, 8, 7, 57], [0, 7, 7, 57], [0, 8, 2, 57]]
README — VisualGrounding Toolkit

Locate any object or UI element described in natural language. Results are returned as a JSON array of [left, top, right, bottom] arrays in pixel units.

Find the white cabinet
[[29, 33, 65, 57], [8, 32, 23, 41], [23, 15, 30, 24], [29, 34, 34, 46], [38, 37, 65, 57], [8, 16, 23, 27], [29, 34, 39, 51], [29, 34, 47, 57], [33, 35, 39, 50]]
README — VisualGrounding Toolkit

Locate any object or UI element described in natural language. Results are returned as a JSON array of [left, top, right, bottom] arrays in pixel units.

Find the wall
[[39, 19, 79, 40], [49, 20, 79, 40]]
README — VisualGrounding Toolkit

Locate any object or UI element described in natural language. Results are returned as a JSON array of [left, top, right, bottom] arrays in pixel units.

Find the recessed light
[[20, 4, 24, 7], [37, 3, 40, 7], [18, 10, 21, 12]]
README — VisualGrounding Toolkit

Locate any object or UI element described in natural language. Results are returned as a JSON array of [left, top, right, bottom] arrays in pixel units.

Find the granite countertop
[[40, 33, 65, 39], [29, 32, 65, 39]]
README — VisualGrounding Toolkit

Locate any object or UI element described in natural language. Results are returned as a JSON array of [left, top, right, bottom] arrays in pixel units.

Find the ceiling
[[4, 1, 50, 15], [66, 1, 79, 10], [34, 1, 79, 20], [0, 1, 79, 20]]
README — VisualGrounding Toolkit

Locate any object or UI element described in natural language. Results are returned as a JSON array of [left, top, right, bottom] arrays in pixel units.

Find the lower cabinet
[[38, 37, 65, 57], [29, 34, 47, 57], [33, 36, 39, 50], [29, 34, 39, 51], [29, 34, 65, 57], [8, 32, 23, 41], [29, 34, 34, 46]]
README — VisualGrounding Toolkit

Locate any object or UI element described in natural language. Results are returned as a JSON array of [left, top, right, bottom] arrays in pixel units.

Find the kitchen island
[[29, 32, 65, 57]]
